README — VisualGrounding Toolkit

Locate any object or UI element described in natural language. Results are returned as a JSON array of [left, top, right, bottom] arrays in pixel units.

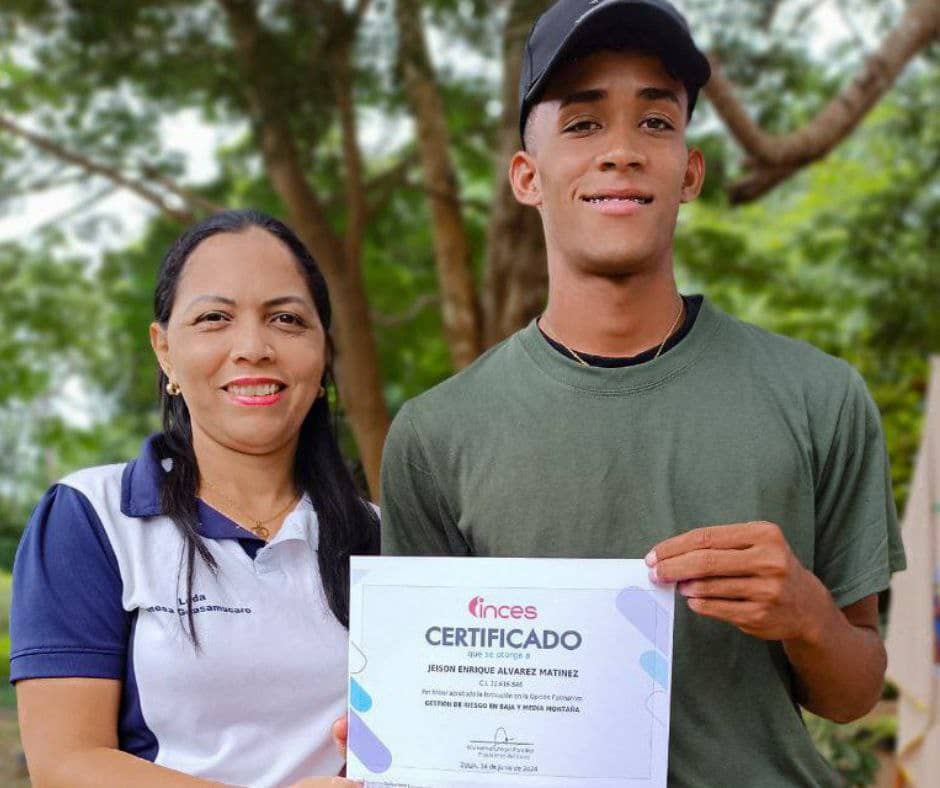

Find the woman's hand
[[332, 716, 349, 760], [285, 717, 358, 787]]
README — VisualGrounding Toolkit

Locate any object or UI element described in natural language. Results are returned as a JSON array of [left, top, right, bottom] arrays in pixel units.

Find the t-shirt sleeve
[[10, 484, 130, 683], [813, 370, 906, 608], [380, 403, 470, 557]]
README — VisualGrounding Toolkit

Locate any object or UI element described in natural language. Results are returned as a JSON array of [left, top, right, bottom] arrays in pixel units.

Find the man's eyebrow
[[558, 88, 607, 109], [638, 86, 681, 107]]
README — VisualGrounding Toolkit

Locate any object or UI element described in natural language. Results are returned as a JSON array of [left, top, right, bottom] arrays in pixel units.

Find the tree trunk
[[482, 0, 553, 347], [395, 0, 483, 370], [219, 0, 389, 496]]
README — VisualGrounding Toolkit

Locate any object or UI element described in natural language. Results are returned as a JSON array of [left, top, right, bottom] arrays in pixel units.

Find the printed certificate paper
[[347, 557, 675, 787]]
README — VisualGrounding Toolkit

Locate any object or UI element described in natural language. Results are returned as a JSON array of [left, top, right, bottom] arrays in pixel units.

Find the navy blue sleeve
[[10, 484, 130, 683]]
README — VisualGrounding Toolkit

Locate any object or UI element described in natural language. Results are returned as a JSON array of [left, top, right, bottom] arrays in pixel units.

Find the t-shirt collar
[[518, 296, 724, 394]]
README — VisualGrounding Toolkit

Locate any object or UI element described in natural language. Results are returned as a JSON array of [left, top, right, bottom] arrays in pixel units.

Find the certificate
[[347, 557, 675, 787]]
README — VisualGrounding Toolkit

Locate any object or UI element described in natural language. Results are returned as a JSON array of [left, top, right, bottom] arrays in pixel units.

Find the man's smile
[[581, 188, 654, 215]]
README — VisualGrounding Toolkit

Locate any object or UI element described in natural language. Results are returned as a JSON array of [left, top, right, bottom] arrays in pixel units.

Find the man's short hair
[[518, 0, 711, 149]]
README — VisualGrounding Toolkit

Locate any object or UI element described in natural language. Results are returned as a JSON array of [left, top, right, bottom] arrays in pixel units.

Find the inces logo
[[468, 596, 538, 620]]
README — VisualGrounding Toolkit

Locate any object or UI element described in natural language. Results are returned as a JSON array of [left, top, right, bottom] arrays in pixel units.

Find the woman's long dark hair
[[153, 209, 379, 643]]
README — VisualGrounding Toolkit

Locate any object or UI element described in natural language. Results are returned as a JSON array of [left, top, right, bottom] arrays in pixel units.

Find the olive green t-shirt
[[380, 298, 905, 788]]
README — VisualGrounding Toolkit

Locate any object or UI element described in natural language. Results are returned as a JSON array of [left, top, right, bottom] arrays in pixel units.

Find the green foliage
[[805, 711, 897, 787]]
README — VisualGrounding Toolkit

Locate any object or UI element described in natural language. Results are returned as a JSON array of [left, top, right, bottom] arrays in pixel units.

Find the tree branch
[[29, 184, 119, 235], [363, 149, 421, 214], [759, 0, 785, 32], [372, 293, 440, 328], [330, 40, 369, 266], [0, 169, 86, 199], [707, 0, 940, 203], [782, 0, 830, 38], [139, 165, 225, 216], [726, 163, 801, 205], [217, 0, 344, 272], [0, 113, 197, 224]]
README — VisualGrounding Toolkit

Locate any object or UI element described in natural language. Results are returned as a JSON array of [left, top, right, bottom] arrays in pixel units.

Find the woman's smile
[[223, 376, 288, 406]]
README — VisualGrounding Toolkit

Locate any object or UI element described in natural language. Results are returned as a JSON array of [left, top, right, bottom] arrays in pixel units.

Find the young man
[[380, 1, 906, 784]]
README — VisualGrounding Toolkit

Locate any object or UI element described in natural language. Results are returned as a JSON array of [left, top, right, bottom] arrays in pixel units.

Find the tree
[[705, 0, 940, 202], [0, 0, 936, 503]]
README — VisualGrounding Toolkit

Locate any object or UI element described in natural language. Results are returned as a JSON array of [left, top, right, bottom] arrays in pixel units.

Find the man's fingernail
[[648, 566, 659, 583], [645, 550, 657, 566]]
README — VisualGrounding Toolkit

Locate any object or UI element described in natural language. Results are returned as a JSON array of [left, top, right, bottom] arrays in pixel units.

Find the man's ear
[[509, 150, 542, 208], [680, 148, 705, 204], [149, 322, 172, 379]]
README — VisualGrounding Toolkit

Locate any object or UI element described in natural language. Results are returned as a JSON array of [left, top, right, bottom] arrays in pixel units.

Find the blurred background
[[0, 0, 937, 785]]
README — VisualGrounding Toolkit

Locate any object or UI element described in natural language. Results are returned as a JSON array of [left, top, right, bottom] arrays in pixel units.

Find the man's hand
[[646, 521, 828, 642], [647, 520, 885, 724]]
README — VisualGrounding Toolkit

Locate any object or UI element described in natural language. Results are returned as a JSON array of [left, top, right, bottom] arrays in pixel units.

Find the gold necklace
[[543, 299, 685, 367], [200, 478, 300, 541]]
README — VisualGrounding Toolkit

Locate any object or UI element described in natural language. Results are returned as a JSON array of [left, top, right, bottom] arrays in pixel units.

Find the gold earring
[[318, 385, 326, 398], [166, 380, 182, 396]]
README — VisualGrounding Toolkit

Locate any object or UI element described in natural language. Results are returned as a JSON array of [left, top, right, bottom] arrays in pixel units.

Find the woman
[[10, 210, 376, 787]]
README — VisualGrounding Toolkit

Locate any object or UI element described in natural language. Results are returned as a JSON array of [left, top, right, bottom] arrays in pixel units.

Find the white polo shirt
[[10, 435, 350, 787]]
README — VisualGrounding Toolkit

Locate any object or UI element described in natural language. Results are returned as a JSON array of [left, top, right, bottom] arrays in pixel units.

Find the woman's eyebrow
[[183, 294, 236, 311], [263, 296, 312, 309], [181, 294, 313, 311]]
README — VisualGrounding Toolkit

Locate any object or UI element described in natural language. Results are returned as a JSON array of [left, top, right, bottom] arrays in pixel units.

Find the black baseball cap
[[519, 0, 711, 145]]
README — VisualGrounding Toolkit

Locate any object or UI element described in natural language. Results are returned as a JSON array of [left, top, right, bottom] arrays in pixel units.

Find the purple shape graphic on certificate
[[616, 587, 671, 656], [349, 710, 392, 774]]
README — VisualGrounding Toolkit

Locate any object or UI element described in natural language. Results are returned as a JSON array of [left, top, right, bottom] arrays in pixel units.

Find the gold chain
[[543, 298, 685, 367], [199, 478, 300, 541]]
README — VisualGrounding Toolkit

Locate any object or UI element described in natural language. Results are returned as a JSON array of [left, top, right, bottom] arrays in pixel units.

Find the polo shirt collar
[[120, 434, 318, 548], [197, 497, 318, 549], [121, 434, 165, 518]]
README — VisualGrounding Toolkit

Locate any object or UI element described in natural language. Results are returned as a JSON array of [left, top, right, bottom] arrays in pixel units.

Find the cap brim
[[523, 1, 711, 111]]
